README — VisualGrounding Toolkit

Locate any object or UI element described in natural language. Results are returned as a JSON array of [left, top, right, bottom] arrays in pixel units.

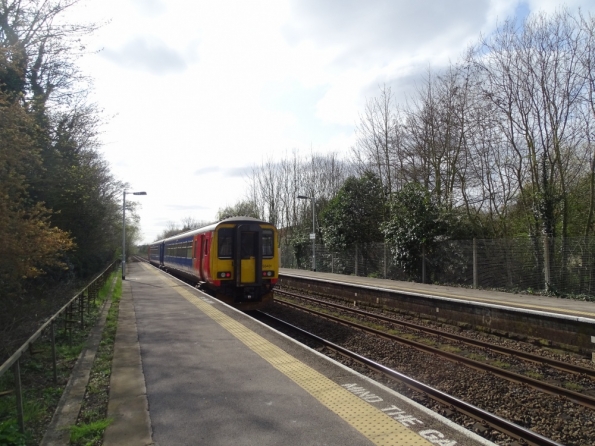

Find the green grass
[[489, 360, 511, 369], [69, 418, 113, 445], [0, 419, 29, 446], [563, 381, 584, 392], [56, 343, 86, 362], [439, 344, 462, 354], [417, 338, 437, 347], [524, 370, 544, 380], [399, 333, 419, 341], [467, 353, 487, 362]]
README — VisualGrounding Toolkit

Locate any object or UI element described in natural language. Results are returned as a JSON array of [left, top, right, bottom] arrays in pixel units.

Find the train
[[148, 217, 278, 310]]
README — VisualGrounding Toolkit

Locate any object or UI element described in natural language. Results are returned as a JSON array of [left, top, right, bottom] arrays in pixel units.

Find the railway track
[[273, 290, 595, 411], [255, 310, 563, 446], [275, 289, 595, 379]]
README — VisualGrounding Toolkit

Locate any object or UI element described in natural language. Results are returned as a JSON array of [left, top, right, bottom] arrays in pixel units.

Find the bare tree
[[180, 216, 210, 231], [403, 65, 473, 210], [352, 85, 399, 196], [577, 12, 595, 237], [216, 201, 259, 220], [0, 0, 99, 109], [472, 10, 588, 238]]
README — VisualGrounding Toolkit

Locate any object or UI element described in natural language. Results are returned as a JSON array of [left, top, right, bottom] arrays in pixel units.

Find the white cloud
[[101, 36, 188, 74], [130, 0, 166, 16]]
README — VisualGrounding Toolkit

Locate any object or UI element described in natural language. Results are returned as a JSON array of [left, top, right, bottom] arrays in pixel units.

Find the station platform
[[104, 262, 494, 446], [280, 268, 595, 320]]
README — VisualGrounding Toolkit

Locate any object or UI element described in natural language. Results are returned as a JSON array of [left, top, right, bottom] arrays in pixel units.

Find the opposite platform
[[107, 261, 494, 446]]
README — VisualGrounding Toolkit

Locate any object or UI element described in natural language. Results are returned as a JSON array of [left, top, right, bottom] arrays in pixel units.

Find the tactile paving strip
[[143, 264, 431, 446]]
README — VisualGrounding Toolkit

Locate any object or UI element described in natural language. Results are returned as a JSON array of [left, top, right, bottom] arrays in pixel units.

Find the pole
[[13, 360, 24, 433], [122, 191, 126, 280], [421, 245, 426, 284], [312, 196, 316, 271], [297, 194, 316, 271], [383, 242, 387, 279], [544, 234, 551, 291], [473, 238, 478, 289]]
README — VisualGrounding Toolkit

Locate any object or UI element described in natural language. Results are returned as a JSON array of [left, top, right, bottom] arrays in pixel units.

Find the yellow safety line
[[141, 263, 431, 446], [286, 272, 595, 319]]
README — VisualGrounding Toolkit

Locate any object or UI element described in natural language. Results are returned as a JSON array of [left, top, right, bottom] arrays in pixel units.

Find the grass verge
[[70, 275, 122, 446]]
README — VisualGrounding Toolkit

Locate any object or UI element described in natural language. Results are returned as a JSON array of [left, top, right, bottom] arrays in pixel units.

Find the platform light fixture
[[297, 194, 316, 271], [123, 190, 147, 280]]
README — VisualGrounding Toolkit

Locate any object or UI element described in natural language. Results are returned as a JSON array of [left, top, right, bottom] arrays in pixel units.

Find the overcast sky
[[70, 0, 595, 244]]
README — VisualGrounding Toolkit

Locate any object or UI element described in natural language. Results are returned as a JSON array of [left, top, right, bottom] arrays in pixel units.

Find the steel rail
[[275, 289, 595, 378], [274, 297, 595, 410], [257, 311, 563, 446]]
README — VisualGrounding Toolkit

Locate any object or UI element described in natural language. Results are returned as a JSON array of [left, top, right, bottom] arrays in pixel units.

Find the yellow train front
[[149, 217, 278, 311]]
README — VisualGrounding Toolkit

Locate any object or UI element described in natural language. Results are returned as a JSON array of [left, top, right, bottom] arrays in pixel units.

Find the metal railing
[[0, 260, 118, 433]]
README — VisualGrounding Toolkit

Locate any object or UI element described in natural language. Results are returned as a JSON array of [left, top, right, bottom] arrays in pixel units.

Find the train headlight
[[262, 270, 274, 277], [218, 272, 232, 279]]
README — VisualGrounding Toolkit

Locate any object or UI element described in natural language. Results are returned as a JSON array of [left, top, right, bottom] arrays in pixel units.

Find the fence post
[[68, 302, 73, 345], [79, 294, 84, 330], [383, 243, 387, 279], [473, 238, 478, 289], [544, 235, 551, 291], [355, 245, 359, 276], [421, 245, 426, 284], [50, 320, 57, 383], [13, 360, 24, 433]]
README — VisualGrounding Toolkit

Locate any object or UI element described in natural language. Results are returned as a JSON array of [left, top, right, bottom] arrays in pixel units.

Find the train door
[[235, 224, 262, 285], [192, 237, 198, 272], [202, 234, 212, 280], [197, 234, 205, 281]]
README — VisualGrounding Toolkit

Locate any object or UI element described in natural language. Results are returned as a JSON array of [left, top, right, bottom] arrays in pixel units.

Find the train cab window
[[218, 229, 233, 259], [262, 230, 274, 258], [241, 232, 256, 258]]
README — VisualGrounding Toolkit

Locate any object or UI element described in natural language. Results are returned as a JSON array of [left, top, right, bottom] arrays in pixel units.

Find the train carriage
[[149, 217, 278, 310]]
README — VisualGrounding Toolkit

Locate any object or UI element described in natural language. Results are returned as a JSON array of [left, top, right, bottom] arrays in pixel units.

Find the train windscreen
[[218, 229, 233, 258], [262, 230, 274, 257]]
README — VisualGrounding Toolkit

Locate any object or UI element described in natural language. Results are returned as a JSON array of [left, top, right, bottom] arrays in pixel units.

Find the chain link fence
[[280, 237, 595, 297]]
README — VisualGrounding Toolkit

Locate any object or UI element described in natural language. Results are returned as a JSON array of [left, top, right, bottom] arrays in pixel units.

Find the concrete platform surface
[[109, 262, 494, 446]]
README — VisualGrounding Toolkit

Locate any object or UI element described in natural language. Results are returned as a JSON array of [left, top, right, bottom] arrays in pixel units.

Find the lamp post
[[297, 195, 316, 271], [122, 190, 147, 280]]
